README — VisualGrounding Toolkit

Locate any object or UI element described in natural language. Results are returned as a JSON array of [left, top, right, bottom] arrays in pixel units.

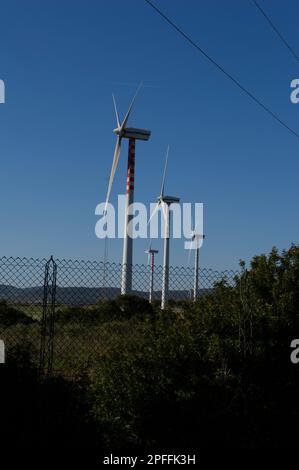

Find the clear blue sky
[[0, 0, 298, 270]]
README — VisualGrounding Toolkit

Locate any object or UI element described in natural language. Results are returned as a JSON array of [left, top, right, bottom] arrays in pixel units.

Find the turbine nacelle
[[160, 195, 180, 205], [192, 233, 205, 241], [113, 127, 151, 141], [145, 248, 159, 254], [188, 232, 205, 265]]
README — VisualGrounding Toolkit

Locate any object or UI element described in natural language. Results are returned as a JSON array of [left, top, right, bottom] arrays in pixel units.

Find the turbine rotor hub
[[113, 127, 123, 136]]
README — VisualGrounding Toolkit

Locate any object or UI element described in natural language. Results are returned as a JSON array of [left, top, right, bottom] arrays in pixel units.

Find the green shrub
[[0, 299, 35, 326], [56, 295, 153, 324], [0, 343, 102, 449]]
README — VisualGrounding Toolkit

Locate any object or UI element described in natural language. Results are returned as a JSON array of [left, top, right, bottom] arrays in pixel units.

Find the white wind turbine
[[188, 228, 205, 302], [148, 146, 180, 310], [104, 84, 151, 295], [145, 244, 159, 304]]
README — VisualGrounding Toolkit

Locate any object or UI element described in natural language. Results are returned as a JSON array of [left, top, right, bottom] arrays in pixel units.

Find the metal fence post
[[39, 256, 57, 376]]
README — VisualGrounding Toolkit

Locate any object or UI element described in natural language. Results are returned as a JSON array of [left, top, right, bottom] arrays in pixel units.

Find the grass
[[0, 302, 145, 378]]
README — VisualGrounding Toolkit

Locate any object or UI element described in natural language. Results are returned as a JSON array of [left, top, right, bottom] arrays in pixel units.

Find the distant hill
[[0, 284, 208, 305], [0, 284, 44, 302]]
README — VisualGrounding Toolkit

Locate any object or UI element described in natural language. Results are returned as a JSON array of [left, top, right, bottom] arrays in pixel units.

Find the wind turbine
[[148, 146, 180, 310], [188, 230, 205, 302], [104, 84, 151, 295], [145, 244, 159, 303]]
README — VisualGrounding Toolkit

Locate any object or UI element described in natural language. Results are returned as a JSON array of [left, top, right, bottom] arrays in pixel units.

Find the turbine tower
[[149, 146, 180, 310], [145, 245, 159, 303], [104, 84, 151, 295], [189, 231, 205, 301]]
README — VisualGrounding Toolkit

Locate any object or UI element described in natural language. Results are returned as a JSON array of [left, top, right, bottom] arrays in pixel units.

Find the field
[[0, 298, 155, 377]]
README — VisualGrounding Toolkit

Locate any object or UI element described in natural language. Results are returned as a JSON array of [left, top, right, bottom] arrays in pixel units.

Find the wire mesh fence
[[0, 256, 46, 367], [0, 255, 240, 377]]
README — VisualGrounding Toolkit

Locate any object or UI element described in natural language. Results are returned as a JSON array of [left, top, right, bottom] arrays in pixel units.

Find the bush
[[89, 246, 299, 450], [115, 294, 153, 319], [0, 299, 35, 326], [56, 295, 153, 324], [0, 343, 102, 449]]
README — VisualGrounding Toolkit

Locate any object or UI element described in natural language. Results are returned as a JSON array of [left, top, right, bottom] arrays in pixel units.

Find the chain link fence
[[0, 255, 239, 377]]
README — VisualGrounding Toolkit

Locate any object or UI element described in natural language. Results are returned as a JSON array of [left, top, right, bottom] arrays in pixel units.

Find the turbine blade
[[160, 145, 169, 197], [112, 94, 120, 129], [161, 200, 168, 222], [104, 136, 122, 212], [161, 201, 169, 237], [193, 223, 201, 236], [120, 81, 143, 131], [148, 201, 161, 225]]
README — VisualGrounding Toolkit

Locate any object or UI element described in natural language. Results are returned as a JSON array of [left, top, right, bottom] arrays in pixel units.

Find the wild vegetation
[[1, 245, 299, 450], [0, 299, 36, 326]]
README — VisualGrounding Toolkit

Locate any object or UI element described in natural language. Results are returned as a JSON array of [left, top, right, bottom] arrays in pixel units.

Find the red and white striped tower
[[121, 138, 135, 294], [104, 85, 151, 295]]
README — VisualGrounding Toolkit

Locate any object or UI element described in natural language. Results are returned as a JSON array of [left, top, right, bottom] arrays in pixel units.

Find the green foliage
[[247, 245, 299, 317], [0, 343, 101, 449], [115, 294, 153, 318], [0, 299, 35, 326], [89, 245, 299, 450], [4, 245, 299, 450], [56, 295, 153, 324]]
